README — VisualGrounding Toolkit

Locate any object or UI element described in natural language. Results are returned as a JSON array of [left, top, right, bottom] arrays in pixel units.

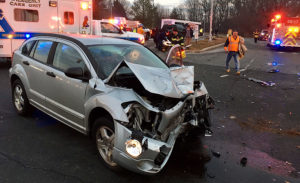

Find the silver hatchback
[[9, 34, 214, 174]]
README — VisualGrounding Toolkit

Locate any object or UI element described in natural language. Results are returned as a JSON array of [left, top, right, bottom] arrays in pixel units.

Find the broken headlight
[[125, 139, 142, 158]]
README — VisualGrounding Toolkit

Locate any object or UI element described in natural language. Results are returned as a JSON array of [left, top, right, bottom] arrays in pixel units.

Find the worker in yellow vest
[[224, 30, 241, 75], [253, 29, 260, 43]]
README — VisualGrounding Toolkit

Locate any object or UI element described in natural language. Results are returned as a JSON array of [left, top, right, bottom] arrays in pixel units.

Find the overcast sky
[[127, 0, 183, 8]]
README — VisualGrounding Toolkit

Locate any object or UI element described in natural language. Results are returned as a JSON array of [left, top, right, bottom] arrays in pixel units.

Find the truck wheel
[[92, 117, 120, 170], [12, 79, 32, 116]]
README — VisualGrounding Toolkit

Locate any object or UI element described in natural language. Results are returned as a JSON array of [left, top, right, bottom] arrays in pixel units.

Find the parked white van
[[0, 0, 92, 58]]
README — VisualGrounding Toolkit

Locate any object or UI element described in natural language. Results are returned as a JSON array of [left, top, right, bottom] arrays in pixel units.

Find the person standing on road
[[171, 28, 184, 47], [253, 29, 259, 43], [224, 30, 241, 75], [185, 26, 192, 47], [137, 25, 144, 36]]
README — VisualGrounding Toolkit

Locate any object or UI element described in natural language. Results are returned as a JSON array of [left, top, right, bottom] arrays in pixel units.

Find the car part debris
[[248, 77, 276, 87], [268, 69, 280, 73], [211, 150, 221, 158], [229, 115, 236, 119], [220, 74, 229, 78], [240, 157, 247, 167]]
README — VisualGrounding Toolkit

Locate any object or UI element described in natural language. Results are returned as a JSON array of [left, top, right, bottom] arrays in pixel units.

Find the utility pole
[[209, 0, 214, 42]]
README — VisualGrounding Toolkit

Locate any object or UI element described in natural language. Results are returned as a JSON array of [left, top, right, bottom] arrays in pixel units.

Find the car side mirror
[[65, 67, 89, 82]]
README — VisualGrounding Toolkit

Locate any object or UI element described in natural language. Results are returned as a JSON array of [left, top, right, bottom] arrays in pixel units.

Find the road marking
[[240, 58, 255, 72]]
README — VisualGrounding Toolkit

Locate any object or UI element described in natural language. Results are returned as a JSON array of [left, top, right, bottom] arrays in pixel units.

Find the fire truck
[[0, 0, 93, 59], [268, 14, 300, 48]]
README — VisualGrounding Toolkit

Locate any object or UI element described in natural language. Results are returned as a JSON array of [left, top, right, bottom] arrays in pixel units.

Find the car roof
[[30, 33, 140, 46]]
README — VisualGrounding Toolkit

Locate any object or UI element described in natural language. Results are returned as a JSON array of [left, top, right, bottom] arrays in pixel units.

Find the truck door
[[58, 0, 79, 33], [79, 1, 92, 34]]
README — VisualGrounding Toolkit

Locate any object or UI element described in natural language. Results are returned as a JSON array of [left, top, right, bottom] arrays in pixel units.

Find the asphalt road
[[0, 38, 299, 183]]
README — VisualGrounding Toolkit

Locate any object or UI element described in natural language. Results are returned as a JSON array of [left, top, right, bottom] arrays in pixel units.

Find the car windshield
[[88, 44, 168, 79]]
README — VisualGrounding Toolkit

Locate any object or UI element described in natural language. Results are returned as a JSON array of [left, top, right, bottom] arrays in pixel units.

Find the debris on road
[[247, 77, 276, 87], [211, 150, 221, 158], [229, 115, 236, 119], [206, 172, 216, 179], [220, 74, 229, 78], [240, 157, 247, 167], [268, 69, 280, 73]]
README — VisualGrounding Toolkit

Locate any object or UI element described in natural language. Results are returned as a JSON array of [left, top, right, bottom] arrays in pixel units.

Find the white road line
[[240, 58, 255, 72]]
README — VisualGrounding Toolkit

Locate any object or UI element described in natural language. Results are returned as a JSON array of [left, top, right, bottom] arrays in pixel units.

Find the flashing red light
[[275, 14, 281, 20], [276, 23, 281, 28]]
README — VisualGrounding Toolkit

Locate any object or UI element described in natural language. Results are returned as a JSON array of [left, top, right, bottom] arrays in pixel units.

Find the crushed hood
[[106, 61, 195, 99]]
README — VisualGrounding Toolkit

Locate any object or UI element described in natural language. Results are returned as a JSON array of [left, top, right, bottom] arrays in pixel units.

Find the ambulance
[[268, 14, 300, 48], [0, 0, 92, 59]]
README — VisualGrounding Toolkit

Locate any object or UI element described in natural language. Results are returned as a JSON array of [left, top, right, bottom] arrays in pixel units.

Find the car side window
[[32, 41, 53, 63], [52, 43, 86, 73], [101, 22, 120, 34], [21, 41, 36, 56]]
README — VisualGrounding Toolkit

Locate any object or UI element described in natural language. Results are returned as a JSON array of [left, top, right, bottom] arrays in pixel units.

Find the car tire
[[12, 79, 32, 116], [92, 117, 120, 170]]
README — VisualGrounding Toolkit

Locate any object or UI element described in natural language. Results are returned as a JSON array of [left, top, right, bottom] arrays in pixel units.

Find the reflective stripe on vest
[[228, 36, 240, 52]]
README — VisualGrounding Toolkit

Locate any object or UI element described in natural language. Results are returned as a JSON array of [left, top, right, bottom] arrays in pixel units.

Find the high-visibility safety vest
[[137, 27, 144, 35], [227, 36, 240, 52], [253, 32, 259, 38]]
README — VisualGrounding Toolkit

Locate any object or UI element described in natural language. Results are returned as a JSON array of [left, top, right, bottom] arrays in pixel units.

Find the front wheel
[[92, 117, 120, 170], [12, 79, 32, 116]]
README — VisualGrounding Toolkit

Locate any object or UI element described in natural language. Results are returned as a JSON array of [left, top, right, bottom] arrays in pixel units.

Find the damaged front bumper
[[112, 121, 189, 174]]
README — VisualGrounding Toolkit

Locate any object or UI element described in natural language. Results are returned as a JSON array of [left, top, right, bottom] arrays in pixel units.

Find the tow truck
[[268, 14, 300, 48]]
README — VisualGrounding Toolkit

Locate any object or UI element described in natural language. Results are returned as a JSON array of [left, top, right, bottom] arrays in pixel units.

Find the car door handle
[[22, 61, 30, 66], [46, 72, 56, 78]]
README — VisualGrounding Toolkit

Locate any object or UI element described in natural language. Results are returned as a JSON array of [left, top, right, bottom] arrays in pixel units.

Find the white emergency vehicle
[[92, 20, 145, 44], [0, 0, 92, 58]]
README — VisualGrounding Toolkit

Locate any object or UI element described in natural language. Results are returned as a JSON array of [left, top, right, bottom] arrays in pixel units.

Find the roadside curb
[[186, 43, 224, 54]]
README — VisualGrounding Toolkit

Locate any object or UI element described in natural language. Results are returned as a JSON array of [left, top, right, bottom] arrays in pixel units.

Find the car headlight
[[125, 139, 142, 158]]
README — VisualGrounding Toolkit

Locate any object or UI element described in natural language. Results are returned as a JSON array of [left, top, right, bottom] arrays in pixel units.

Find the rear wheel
[[12, 79, 32, 116], [92, 117, 120, 169]]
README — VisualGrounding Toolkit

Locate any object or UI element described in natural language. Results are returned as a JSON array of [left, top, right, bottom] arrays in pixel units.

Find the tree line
[[93, 0, 300, 34]]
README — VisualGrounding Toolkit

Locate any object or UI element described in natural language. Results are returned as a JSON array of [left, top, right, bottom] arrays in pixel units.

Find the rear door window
[[22, 41, 36, 56], [32, 41, 53, 63]]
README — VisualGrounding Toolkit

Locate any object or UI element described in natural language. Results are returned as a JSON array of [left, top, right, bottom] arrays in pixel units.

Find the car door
[[21, 40, 54, 108], [100, 22, 123, 38], [43, 42, 90, 129]]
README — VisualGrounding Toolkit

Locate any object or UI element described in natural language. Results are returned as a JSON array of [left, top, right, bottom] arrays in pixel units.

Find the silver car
[[9, 34, 214, 174]]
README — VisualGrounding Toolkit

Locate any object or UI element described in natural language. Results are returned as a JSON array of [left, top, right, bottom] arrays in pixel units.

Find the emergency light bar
[[49, 1, 57, 7], [81, 2, 89, 10]]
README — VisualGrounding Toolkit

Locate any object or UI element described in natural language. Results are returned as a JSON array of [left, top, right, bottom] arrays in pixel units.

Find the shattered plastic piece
[[220, 74, 229, 78], [240, 157, 247, 167], [248, 77, 276, 87], [229, 115, 236, 119], [268, 69, 280, 73], [211, 150, 221, 158]]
